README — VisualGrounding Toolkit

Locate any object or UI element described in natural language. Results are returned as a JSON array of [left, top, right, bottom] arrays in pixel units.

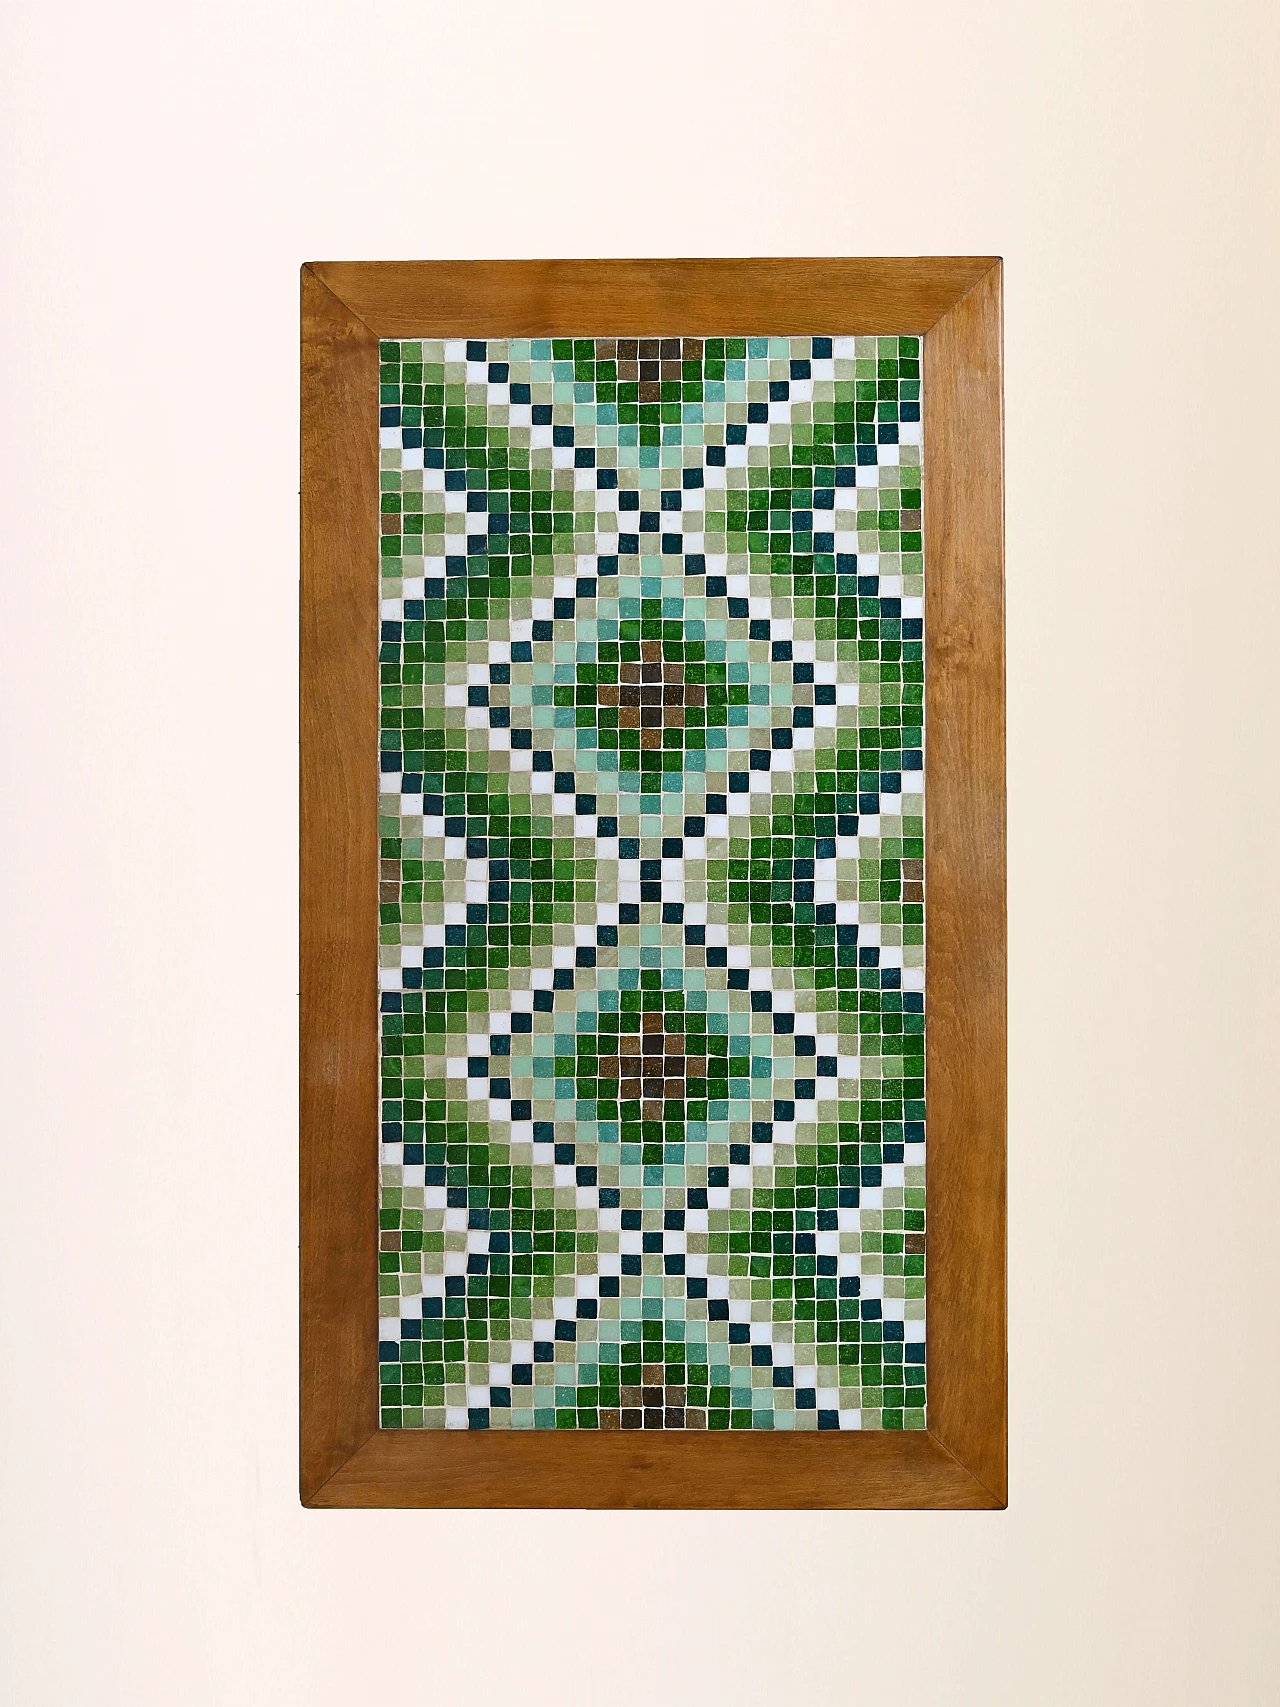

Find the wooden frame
[[301, 259, 1005, 1509]]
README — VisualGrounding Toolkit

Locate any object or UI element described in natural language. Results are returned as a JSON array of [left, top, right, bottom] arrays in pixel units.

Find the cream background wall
[[2, 2, 1277, 1702]]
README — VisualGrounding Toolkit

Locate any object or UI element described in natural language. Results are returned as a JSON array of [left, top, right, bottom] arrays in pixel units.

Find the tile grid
[[374, 334, 926, 1431]]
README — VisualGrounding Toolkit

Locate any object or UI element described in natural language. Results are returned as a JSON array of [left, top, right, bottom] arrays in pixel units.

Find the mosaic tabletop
[[375, 334, 925, 1432]]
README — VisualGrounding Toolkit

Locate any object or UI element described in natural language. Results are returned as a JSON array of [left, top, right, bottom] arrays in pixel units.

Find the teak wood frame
[[301, 258, 1005, 1509]]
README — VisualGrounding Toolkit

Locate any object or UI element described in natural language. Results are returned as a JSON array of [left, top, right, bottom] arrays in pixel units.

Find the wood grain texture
[[923, 263, 1007, 1504], [309, 1426, 998, 1510], [299, 258, 1006, 1508], [299, 266, 381, 1502], [308, 257, 999, 339]]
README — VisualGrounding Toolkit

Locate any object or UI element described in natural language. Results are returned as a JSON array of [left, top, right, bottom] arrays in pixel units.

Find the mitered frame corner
[[301, 258, 1006, 1509]]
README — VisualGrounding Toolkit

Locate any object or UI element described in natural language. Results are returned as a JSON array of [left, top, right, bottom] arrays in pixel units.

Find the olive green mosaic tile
[[375, 335, 926, 1432]]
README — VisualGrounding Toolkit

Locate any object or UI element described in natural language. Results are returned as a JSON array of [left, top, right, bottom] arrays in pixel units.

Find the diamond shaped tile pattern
[[375, 336, 926, 1432]]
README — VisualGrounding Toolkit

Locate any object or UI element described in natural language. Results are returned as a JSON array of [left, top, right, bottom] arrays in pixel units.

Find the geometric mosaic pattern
[[375, 334, 926, 1431]]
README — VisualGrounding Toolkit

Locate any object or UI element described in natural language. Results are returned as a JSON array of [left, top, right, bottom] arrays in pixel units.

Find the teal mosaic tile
[[375, 335, 926, 1432]]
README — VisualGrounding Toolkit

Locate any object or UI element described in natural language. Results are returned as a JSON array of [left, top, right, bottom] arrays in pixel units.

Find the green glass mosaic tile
[[375, 335, 926, 1432]]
